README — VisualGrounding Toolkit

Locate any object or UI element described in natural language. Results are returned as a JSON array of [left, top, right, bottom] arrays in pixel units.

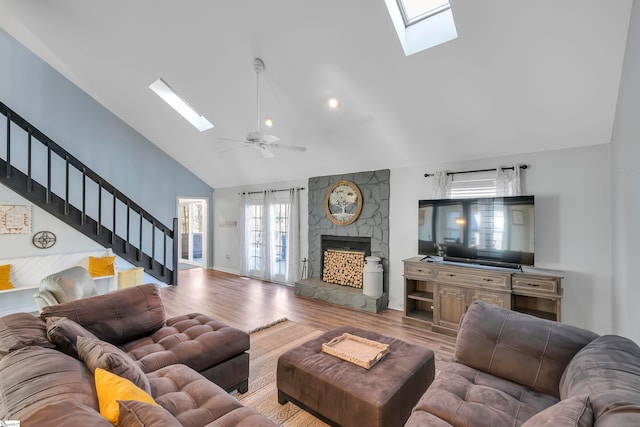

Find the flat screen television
[[418, 195, 535, 268]]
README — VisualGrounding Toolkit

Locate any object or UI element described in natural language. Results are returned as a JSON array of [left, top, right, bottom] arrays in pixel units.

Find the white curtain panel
[[496, 165, 522, 196], [284, 188, 300, 284], [239, 192, 251, 276], [433, 170, 453, 198]]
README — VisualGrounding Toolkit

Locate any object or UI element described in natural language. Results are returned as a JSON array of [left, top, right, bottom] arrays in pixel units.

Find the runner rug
[[237, 319, 328, 426]]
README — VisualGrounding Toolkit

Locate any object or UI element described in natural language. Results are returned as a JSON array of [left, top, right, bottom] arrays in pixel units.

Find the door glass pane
[[272, 202, 289, 278], [248, 203, 263, 272]]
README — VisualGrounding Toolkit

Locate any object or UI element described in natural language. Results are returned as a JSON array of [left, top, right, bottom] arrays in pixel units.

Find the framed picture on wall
[[0, 205, 32, 234]]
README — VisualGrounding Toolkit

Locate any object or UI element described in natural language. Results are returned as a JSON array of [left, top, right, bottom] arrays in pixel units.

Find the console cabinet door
[[468, 289, 511, 310], [435, 285, 466, 330]]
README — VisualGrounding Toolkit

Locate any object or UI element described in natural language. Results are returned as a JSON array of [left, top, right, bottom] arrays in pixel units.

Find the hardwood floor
[[161, 268, 456, 369]]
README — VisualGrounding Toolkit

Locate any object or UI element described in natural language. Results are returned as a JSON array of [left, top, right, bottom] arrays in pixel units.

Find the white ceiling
[[0, 0, 633, 188]]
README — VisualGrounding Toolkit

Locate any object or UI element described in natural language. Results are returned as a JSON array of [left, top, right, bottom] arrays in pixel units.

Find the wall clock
[[325, 180, 363, 226]]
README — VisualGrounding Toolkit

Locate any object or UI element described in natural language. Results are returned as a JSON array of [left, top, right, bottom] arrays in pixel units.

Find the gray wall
[[308, 169, 390, 292], [0, 30, 214, 266], [611, 0, 640, 343]]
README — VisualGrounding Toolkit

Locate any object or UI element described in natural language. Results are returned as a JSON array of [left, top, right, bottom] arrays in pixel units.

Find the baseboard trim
[[211, 266, 240, 275]]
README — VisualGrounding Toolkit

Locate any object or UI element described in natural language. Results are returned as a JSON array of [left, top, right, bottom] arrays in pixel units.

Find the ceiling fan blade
[[261, 134, 280, 144], [270, 143, 307, 152], [257, 145, 275, 158]]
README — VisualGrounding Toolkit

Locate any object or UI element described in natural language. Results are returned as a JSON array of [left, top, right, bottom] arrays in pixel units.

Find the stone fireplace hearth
[[295, 169, 390, 313]]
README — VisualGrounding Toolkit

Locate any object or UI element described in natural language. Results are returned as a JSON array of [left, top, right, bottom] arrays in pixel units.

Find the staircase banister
[[1, 101, 173, 236]]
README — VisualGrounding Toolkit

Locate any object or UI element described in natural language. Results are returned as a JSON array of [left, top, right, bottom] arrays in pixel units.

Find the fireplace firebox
[[320, 235, 371, 282]]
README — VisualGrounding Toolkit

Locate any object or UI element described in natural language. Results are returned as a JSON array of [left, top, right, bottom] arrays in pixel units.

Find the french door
[[178, 198, 207, 268], [245, 192, 292, 282]]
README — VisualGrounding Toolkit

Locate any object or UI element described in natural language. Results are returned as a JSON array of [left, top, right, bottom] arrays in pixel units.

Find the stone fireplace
[[295, 169, 390, 313]]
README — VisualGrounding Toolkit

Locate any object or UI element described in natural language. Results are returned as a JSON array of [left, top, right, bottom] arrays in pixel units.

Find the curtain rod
[[424, 165, 528, 178], [239, 187, 305, 195]]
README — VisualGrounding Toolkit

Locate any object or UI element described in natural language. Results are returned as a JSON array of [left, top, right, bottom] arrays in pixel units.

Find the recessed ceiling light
[[149, 78, 214, 132], [264, 117, 274, 127], [328, 97, 340, 109]]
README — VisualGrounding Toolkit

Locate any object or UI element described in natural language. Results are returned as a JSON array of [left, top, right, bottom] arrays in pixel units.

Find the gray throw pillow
[[46, 316, 98, 358], [77, 336, 151, 394]]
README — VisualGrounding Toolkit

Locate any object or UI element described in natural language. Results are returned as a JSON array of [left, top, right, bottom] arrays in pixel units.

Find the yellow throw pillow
[[88, 256, 116, 277], [0, 264, 14, 290], [94, 367, 158, 426]]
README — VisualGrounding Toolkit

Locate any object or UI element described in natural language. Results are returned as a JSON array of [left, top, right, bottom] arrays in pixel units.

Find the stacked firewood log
[[322, 249, 365, 288]]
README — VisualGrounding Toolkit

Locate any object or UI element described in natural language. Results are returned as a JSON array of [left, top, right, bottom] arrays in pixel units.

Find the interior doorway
[[177, 197, 208, 270]]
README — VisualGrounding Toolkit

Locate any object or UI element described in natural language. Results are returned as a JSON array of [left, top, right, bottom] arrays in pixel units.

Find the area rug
[[237, 320, 328, 426]]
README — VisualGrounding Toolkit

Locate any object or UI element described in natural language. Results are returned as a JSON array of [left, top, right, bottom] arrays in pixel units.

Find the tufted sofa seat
[[40, 283, 249, 392], [149, 363, 273, 426], [122, 313, 250, 390]]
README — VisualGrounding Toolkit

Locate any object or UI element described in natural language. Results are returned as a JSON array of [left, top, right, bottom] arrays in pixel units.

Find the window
[[450, 178, 497, 199], [384, 0, 457, 55]]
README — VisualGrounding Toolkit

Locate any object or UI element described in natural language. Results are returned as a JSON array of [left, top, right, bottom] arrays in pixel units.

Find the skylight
[[385, 0, 458, 56], [398, 0, 451, 26], [149, 78, 214, 132]]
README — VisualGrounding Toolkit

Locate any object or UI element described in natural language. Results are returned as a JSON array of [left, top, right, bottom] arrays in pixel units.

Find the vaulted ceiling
[[0, 1, 633, 188]]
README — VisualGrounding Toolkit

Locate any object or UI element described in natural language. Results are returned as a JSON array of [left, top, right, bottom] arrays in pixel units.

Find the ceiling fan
[[219, 58, 307, 158]]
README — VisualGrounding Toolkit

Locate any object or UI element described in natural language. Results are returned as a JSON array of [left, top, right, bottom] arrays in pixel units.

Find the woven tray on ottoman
[[276, 325, 435, 427]]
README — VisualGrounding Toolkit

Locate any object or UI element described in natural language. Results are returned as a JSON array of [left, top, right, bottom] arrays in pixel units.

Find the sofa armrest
[[455, 300, 598, 398], [33, 289, 58, 311]]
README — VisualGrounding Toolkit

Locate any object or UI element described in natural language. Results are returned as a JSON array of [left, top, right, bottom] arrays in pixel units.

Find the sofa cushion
[[521, 395, 593, 427], [21, 401, 113, 427], [41, 283, 165, 346], [46, 316, 98, 358], [77, 336, 151, 394], [0, 312, 55, 358], [95, 367, 158, 425], [147, 364, 276, 427], [122, 313, 250, 374], [455, 300, 598, 398], [0, 346, 98, 420], [560, 335, 640, 425], [410, 362, 558, 427], [118, 400, 182, 427]]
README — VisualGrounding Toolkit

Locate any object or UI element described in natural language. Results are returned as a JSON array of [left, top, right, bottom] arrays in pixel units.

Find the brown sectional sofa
[[406, 300, 640, 426], [0, 283, 276, 426]]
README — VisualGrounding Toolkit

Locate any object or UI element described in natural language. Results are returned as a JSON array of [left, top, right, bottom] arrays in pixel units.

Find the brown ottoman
[[277, 325, 435, 427]]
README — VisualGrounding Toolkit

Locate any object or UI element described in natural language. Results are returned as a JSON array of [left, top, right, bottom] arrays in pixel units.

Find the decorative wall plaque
[[32, 231, 57, 249], [325, 180, 363, 226], [0, 205, 32, 234]]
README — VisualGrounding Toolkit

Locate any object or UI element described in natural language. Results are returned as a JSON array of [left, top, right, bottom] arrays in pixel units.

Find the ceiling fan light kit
[[218, 58, 307, 158]]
